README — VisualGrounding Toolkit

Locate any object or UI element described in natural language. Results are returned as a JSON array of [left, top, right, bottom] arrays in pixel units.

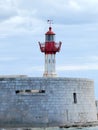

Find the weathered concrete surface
[[96, 100, 98, 120], [0, 77, 97, 128]]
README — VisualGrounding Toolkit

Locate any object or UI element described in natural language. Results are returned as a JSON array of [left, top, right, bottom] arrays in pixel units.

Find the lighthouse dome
[[45, 27, 55, 35]]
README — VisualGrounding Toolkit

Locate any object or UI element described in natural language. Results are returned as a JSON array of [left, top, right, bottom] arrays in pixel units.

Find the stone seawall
[[96, 100, 98, 120], [0, 77, 97, 128]]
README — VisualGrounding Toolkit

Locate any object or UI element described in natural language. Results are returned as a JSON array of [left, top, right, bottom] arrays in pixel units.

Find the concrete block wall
[[0, 77, 97, 128], [96, 100, 98, 120]]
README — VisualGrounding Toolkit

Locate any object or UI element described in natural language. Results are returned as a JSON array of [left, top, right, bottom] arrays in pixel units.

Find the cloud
[[0, 0, 18, 22], [0, 15, 44, 38], [1, 0, 98, 24], [27, 63, 98, 72], [0, 0, 98, 38], [0, 56, 18, 62], [0, 0, 98, 69], [27, 0, 98, 25], [56, 55, 98, 72], [57, 64, 98, 71]]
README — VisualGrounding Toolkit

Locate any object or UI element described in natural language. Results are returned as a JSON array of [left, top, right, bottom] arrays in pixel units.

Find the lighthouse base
[[43, 72, 57, 77]]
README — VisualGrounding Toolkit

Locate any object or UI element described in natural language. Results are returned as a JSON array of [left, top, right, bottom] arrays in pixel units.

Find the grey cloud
[[0, 10, 17, 22], [15, 0, 98, 25], [0, 0, 18, 22], [0, 0, 98, 26]]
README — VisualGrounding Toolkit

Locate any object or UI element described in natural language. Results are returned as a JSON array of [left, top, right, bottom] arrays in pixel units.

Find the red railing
[[39, 42, 62, 54]]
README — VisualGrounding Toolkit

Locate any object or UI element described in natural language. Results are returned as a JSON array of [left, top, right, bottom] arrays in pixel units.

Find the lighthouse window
[[73, 93, 77, 104], [15, 89, 45, 95], [46, 35, 55, 41]]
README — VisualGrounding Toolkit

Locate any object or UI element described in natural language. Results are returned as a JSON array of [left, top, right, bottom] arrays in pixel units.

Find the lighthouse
[[39, 20, 62, 77]]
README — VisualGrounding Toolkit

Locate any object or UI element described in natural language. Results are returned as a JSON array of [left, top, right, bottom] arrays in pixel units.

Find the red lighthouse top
[[39, 21, 62, 54], [45, 27, 55, 35]]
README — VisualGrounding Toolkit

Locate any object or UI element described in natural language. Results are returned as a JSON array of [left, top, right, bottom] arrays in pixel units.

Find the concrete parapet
[[0, 77, 97, 128]]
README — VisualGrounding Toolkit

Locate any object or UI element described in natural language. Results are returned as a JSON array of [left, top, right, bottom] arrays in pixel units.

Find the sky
[[0, 0, 98, 98]]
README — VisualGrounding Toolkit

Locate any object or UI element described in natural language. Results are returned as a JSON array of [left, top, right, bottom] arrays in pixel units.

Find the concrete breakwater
[[1, 126, 98, 130], [0, 77, 97, 128]]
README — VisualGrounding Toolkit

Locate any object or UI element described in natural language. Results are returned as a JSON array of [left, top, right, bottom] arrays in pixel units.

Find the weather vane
[[47, 20, 53, 27]]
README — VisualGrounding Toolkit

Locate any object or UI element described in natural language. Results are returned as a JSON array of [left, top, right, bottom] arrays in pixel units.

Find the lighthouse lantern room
[[39, 20, 62, 77]]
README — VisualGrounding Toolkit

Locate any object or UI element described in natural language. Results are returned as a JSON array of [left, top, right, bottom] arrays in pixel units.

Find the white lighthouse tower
[[39, 20, 62, 77]]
